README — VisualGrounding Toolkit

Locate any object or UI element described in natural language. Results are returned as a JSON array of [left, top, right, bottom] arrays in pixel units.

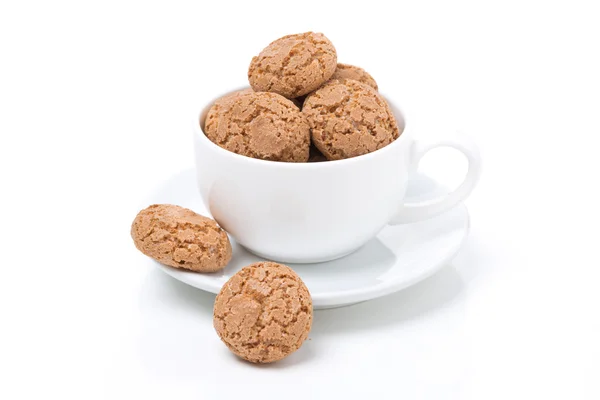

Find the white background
[[1, 0, 599, 399]]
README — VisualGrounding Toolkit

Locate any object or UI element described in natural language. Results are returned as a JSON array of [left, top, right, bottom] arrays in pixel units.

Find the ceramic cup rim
[[194, 87, 410, 169]]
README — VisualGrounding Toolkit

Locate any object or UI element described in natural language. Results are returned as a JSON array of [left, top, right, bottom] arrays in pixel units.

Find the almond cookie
[[328, 63, 378, 90], [204, 91, 310, 162], [303, 80, 400, 160], [213, 262, 313, 363], [131, 204, 232, 272], [248, 32, 337, 98], [207, 88, 255, 113], [215, 87, 254, 103]]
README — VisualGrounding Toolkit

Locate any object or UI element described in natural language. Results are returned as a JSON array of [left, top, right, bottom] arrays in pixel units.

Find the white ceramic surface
[[194, 89, 481, 263], [148, 169, 469, 309]]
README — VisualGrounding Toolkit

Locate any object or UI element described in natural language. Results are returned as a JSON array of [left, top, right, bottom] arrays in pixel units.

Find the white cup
[[194, 89, 481, 263]]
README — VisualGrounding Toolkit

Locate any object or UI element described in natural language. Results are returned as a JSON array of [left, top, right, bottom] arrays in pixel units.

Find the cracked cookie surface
[[328, 63, 378, 90], [303, 80, 400, 160], [213, 88, 254, 104], [213, 262, 313, 363], [248, 32, 337, 98], [204, 91, 310, 162], [131, 204, 232, 272]]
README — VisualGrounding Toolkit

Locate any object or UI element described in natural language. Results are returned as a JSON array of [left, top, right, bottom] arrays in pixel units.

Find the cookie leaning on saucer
[[131, 204, 232, 272], [213, 262, 313, 363]]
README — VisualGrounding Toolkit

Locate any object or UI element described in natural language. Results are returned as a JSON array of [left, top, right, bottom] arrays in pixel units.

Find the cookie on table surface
[[328, 63, 378, 90], [213, 262, 313, 363], [131, 204, 232, 272], [303, 79, 400, 160], [248, 32, 337, 99], [204, 91, 310, 162]]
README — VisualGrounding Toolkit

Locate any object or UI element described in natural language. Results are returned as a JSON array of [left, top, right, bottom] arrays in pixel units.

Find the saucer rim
[[155, 204, 469, 308]]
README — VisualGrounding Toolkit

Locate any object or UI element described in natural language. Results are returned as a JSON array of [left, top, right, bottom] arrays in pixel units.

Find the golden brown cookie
[[204, 91, 310, 162], [303, 80, 400, 160], [213, 262, 313, 363], [215, 88, 254, 103], [131, 204, 232, 272], [328, 63, 378, 90], [248, 32, 337, 99], [205, 88, 255, 116]]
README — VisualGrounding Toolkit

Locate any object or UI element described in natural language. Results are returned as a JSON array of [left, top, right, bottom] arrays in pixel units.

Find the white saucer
[[145, 169, 470, 309]]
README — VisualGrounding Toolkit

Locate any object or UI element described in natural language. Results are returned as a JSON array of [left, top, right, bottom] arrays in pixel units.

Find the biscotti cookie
[[131, 204, 232, 272], [213, 262, 313, 363], [204, 91, 310, 162], [303, 80, 399, 160], [248, 32, 337, 98]]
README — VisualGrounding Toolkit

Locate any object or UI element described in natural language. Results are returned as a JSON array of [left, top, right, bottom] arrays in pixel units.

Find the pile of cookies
[[204, 32, 400, 162], [132, 33, 400, 365]]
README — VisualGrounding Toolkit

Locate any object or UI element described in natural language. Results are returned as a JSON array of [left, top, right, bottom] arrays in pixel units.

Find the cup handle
[[389, 131, 482, 224]]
